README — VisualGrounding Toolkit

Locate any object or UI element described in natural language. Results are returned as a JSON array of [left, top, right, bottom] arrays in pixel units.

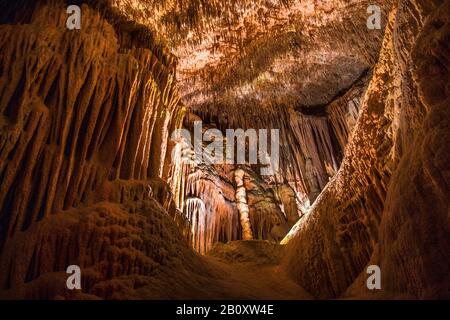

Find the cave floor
[[136, 240, 312, 300], [201, 256, 313, 299]]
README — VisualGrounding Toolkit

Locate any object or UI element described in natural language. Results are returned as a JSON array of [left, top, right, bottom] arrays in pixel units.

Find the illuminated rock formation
[[0, 0, 448, 300], [0, 0, 198, 298], [112, 0, 389, 205], [234, 169, 254, 240], [282, 0, 450, 299]]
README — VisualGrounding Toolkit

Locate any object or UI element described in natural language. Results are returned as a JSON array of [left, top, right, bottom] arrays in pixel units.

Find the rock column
[[234, 169, 253, 240]]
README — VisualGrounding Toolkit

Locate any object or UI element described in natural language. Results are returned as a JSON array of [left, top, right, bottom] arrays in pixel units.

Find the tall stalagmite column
[[234, 169, 253, 240]]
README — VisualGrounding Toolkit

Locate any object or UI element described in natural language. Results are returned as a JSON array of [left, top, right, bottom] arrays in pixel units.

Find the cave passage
[[0, 0, 448, 300]]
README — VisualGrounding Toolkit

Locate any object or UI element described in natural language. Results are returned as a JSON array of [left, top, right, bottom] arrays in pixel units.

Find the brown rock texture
[[0, 0, 199, 299], [112, 0, 389, 206], [0, 0, 448, 300], [282, 0, 450, 299]]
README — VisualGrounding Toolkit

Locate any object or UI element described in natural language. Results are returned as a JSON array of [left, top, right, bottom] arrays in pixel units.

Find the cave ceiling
[[113, 0, 388, 117]]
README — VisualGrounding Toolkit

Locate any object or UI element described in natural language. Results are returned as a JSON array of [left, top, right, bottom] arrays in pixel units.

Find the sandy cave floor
[[134, 240, 312, 300]]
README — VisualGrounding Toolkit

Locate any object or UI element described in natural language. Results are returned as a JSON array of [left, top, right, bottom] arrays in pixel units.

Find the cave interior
[[0, 0, 449, 300]]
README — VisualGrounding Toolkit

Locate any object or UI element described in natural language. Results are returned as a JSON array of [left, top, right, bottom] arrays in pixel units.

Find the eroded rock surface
[[0, 0, 448, 300], [283, 0, 450, 299], [0, 0, 199, 299]]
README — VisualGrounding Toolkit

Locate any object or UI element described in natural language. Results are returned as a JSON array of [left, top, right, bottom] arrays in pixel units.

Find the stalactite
[[167, 133, 241, 254], [184, 197, 207, 253], [327, 74, 369, 156], [167, 114, 299, 252]]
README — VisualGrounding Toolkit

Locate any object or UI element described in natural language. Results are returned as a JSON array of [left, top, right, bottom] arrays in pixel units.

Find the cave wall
[[0, 0, 206, 298], [0, 0, 447, 300], [371, 0, 450, 298], [282, 0, 450, 299]]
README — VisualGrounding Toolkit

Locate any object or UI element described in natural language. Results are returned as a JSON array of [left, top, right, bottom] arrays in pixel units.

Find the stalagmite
[[234, 169, 253, 240]]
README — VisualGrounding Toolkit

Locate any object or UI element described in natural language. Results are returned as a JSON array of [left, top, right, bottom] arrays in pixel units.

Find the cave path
[[141, 240, 312, 300]]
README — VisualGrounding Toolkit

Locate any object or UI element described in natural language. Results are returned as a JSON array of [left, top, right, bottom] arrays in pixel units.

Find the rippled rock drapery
[[0, 0, 203, 299], [282, 0, 450, 299]]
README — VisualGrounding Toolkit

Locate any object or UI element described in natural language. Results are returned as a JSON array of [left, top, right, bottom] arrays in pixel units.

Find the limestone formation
[[0, 0, 448, 300], [282, 0, 450, 299], [234, 169, 254, 240]]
